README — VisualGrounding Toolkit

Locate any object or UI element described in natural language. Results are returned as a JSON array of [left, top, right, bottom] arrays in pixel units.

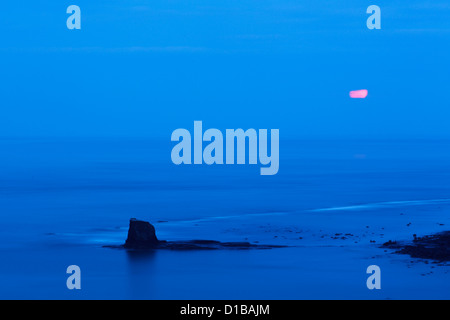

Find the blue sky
[[0, 1, 449, 138]]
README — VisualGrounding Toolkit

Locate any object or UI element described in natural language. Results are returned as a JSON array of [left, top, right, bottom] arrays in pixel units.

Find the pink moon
[[349, 89, 368, 99]]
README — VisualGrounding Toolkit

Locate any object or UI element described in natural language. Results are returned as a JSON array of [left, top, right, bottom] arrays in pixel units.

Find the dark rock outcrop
[[105, 218, 286, 251], [382, 231, 450, 262], [124, 218, 160, 249]]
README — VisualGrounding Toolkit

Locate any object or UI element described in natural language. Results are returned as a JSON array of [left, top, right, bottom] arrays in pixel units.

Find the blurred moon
[[349, 89, 368, 99]]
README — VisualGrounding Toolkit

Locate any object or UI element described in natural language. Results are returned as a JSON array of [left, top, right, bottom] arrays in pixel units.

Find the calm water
[[0, 138, 449, 299]]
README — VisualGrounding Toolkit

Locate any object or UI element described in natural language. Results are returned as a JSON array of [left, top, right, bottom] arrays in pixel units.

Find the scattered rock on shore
[[382, 231, 450, 262]]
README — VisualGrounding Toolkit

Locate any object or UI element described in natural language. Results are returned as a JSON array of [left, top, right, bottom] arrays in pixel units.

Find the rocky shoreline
[[105, 219, 449, 263], [382, 231, 450, 263]]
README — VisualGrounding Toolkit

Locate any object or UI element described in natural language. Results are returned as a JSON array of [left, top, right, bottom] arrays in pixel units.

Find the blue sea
[[0, 138, 449, 299]]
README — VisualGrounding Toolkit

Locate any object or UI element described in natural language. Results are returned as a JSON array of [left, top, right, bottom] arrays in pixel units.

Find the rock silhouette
[[105, 218, 286, 251], [124, 218, 160, 249], [382, 231, 450, 262]]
